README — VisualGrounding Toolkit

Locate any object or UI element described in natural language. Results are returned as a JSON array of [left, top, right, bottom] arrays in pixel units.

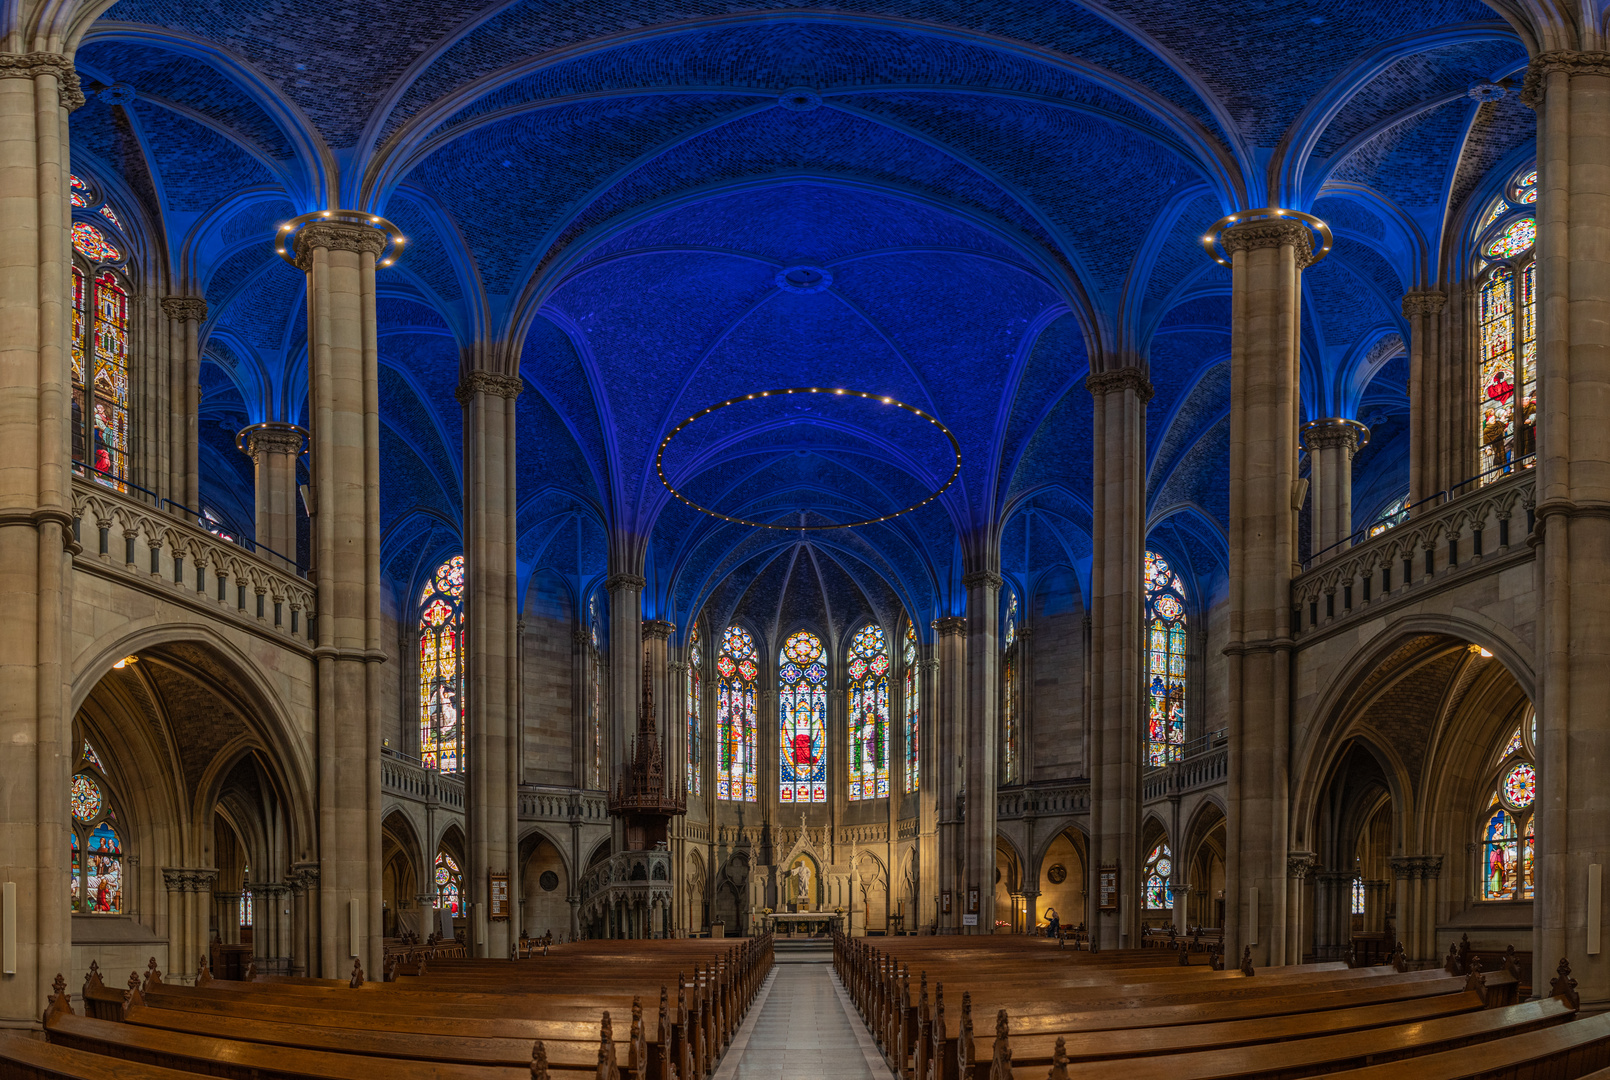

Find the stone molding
[[1388, 854, 1443, 880], [0, 53, 84, 111], [605, 573, 646, 592], [286, 865, 320, 893], [1221, 219, 1317, 269], [455, 369, 523, 404], [1301, 418, 1368, 455], [1286, 852, 1317, 879], [1522, 51, 1610, 108], [239, 423, 305, 459], [934, 616, 968, 636], [1401, 290, 1447, 319], [162, 867, 219, 892], [573, 628, 592, 646], [1085, 366, 1155, 403], [161, 296, 208, 323], [961, 570, 1003, 590], [292, 222, 386, 270], [641, 618, 676, 639]]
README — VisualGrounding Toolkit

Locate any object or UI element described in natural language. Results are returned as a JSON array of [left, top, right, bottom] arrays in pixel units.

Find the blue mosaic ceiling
[[76, 0, 1534, 629]]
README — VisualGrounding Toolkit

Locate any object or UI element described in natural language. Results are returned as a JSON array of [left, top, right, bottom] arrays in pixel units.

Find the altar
[[766, 911, 843, 937]]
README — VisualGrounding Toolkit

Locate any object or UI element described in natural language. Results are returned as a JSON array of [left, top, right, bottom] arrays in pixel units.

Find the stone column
[[1086, 366, 1151, 950], [1285, 855, 1315, 965], [459, 364, 522, 960], [237, 422, 304, 568], [917, 654, 941, 932], [1172, 884, 1194, 937], [1525, 48, 1610, 1009], [933, 617, 966, 933], [1302, 419, 1368, 562], [161, 297, 205, 511], [1015, 626, 1035, 783], [0, 51, 82, 1026], [293, 219, 387, 978], [644, 619, 676, 769], [1221, 214, 1320, 966], [1386, 856, 1415, 959], [215, 892, 241, 946], [606, 573, 645, 777], [1402, 291, 1449, 510], [962, 572, 1001, 936], [1311, 868, 1352, 962], [1363, 879, 1389, 934]]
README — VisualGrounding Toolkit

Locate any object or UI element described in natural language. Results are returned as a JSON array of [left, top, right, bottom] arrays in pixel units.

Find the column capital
[[1286, 851, 1317, 879], [642, 619, 676, 640], [455, 369, 523, 404], [1301, 418, 1369, 455], [605, 573, 646, 592], [0, 52, 84, 111], [933, 616, 968, 637], [1400, 290, 1447, 319], [1084, 366, 1155, 403], [237, 421, 306, 459], [1522, 50, 1610, 108], [961, 571, 1003, 590], [292, 222, 386, 269], [161, 296, 208, 323], [1221, 218, 1317, 269]]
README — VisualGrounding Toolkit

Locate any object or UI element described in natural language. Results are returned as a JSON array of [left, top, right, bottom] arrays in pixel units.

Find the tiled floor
[[719, 963, 885, 1080]]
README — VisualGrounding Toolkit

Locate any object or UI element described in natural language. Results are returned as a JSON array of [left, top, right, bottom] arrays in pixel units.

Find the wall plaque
[[1098, 865, 1119, 911], [489, 872, 510, 921]]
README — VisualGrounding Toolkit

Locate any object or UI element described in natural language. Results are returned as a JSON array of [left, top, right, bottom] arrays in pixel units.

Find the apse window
[[1479, 707, 1536, 901]]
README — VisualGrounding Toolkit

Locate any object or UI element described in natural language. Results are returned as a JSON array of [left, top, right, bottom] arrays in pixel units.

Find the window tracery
[[1145, 552, 1188, 765], [419, 556, 465, 773], [779, 630, 827, 804], [71, 741, 122, 914], [1143, 842, 1173, 909], [903, 623, 920, 794], [1368, 495, 1410, 537], [69, 173, 133, 491], [1479, 709, 1536, 901], [241, 865, 253, 927], [1477, 166, 1538, 482], [716, 626, 757, 802], [687, 625, 701, 796], [848, 625, 890, 801]]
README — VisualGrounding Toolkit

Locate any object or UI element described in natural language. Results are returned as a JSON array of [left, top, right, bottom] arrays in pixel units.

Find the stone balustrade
[[516, 785, 608, 823], [996, 780, 1091, 820], [71, 478, 314, 645], [380, 748, 464, 810], [1292, 470, 1535, 639]]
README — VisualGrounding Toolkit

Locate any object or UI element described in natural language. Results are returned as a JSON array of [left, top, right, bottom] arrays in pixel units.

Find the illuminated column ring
[[1201, 208, 1332, 268], [273, 209, 406, 267]]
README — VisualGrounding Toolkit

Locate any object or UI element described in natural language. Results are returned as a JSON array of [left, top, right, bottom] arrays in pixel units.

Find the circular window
[[539, 870, 559, 892], [71, 775, 102, 822], [1047, 864, 1067, 885], [1504, 762, 1536, 809]]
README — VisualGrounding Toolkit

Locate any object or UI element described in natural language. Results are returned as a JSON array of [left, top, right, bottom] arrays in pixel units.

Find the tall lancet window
[[1477, 167, 1539, 481], [1145, 551, 1188, 765], [70, 173, 133, 490], [779, 630, 827, 804], [848, 625, 890, 801], [1001, 591, 1019, 784], [903, 623, 920, 794], [1480, 707, 1536, 901], [687, 625, 702, 796], [715, 626, 758, 801], [588, 594, 603, 790], [71, 740, 123, 914], [419, 556, 466, 772]]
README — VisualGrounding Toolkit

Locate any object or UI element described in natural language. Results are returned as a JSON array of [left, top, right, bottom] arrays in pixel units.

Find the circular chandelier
[[273, 209, 406, 268], [1199, 208, 1332, 268], [654, 388, 960, 531]]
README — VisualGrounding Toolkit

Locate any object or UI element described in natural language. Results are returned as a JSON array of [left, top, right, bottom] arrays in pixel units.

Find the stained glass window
[[70, 172, 132, 491], [1143, 842, 1173, 909], [241, 865, 253, 927], [1478, 197, 1508, 233], [1002, 592, 1019, 784], [1514, 168, 1538, 204], [1478, 209, 1538, 483], [716, 626, 758, 801], [1480, 715, 1535, 900], [588, 595, 603, 790], [903, 623, 920, 794], [434, 852, 462, 915], [848, 625, 890, 801], [1350, 878, 1365, 915], [71, 222, 121, 262], [82, 741, 103, 771], [70, 173, 87, 207], [779, 630, 827, 804], [418, 556, 465, 773], [1145, 552, 1188, 765], [71, 769, 122, 915], [1368, 496, 1410, 537], [687, 626, 702, 796]]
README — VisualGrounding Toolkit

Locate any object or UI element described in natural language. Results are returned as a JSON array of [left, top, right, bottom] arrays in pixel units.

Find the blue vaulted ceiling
[[75, 0, 1533, 631]]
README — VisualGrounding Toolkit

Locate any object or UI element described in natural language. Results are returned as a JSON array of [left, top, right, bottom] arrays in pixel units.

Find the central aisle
[[716, 957, 888, 1080]]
